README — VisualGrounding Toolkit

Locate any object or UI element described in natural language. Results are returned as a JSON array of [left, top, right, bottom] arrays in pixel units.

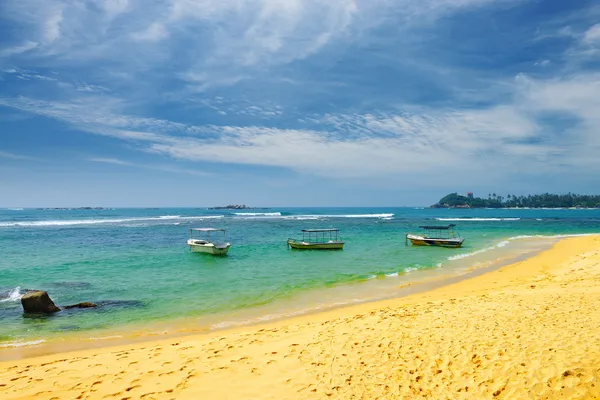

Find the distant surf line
[[0, 213, 395, 228]]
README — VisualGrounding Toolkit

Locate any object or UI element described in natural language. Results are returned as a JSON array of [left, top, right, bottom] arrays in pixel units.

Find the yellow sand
[[2, 236, 600, 399]]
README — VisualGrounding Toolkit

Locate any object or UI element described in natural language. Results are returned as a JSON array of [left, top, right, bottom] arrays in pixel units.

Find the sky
[[1, 0, 599, 207]]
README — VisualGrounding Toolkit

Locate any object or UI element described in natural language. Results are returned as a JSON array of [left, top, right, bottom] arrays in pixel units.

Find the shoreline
[[2, 235, 600, 398], [0, 234, 560, 360]]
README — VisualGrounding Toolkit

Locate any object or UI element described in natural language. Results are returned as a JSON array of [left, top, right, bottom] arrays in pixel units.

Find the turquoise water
[[1, 207, 599, 347]]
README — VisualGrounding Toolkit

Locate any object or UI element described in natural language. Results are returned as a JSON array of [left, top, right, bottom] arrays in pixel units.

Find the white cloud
[[514, 73, 600, 160], [43, 8, 63, 44], [100, 0, 130, 17], [75, 83, 110, 93], [534, 59, 550, 67], [132, 22, 168, 42], [87, 156, 209, 176], [0, 41, 39, 57], [88, 157, 132, 166], [2, 64, 599, 184], [0, 150, 36, 161], [583, 24, 600, 44], [0, 0, 527, 87], [1, 0, 598, 187]]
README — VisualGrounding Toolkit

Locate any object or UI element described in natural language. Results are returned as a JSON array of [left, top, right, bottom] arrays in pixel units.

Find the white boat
[[187, 228, 231, 255]]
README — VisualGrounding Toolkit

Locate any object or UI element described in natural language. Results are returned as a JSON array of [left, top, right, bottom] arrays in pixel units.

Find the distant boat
[[188, 228, 231, 255], [406, 224, 464, 248], [287, 228, 345, 250]]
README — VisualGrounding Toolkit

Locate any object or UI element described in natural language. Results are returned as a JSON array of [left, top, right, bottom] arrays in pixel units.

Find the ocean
[[1, 206, 599, 349]]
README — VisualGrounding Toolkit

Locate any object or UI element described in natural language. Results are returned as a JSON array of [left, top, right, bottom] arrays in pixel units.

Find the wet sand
[[2, 235, 600, 399]]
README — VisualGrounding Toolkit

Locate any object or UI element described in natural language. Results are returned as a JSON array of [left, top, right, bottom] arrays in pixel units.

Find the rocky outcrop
[[63, 302, 97, 309], [21, 291, 61, 313]]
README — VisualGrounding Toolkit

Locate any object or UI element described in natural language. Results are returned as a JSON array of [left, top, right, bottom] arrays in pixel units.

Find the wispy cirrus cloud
[[88, 157, 132, 166], [87, 156, 209, 176], [0, 150, 37, 161], [0, 0, 529, 92], [1, 0, 600, 200], [2, 65, 598, 183], [0, 41, 38, 57]]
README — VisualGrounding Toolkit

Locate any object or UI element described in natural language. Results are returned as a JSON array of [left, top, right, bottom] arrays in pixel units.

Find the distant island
[[432, 192, 600, 209], [208, 204, 268, 210]]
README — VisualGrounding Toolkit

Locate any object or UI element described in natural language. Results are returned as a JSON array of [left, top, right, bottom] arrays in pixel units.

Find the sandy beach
[[2, 235, 600, 399]]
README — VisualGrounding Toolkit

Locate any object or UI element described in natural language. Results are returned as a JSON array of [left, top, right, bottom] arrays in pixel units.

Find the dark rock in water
[[21, 291, 61, 314], [63, 302, 97, 309]]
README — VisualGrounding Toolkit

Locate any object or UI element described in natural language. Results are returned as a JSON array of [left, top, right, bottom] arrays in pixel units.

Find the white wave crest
[[233, 212, 282, 216], [282, 216, 321, 220], [507, 233, 599, 240], [0, 215, 224, 227], [285, 213, 394, 219], [447, 240, 512, 261], [0, 286, 22, 302], [328, 213, 394, 218], [448, 246, 496, 261], [436, 218, 521, 221], [447, 233, 599, 261], [0, 339, 46, 348]]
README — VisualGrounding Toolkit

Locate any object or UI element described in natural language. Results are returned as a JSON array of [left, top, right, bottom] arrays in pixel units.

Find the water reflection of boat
[[287, 229, 345, 250], [406, 224, 464, 248]]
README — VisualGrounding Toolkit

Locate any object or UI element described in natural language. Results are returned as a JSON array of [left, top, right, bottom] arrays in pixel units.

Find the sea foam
[[0, 339, 46, 348], [0, 286, 22, 302], [233, 212, 282, 216], [445, 233, 587, 261], [0, 215, 224, 228], [436, 218, 521, 221]]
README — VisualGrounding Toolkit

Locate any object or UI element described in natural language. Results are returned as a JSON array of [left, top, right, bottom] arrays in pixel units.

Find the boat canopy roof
[[190, 228, 226, 232], [418, 224, 456, 230], [301, 228, 339, 232]]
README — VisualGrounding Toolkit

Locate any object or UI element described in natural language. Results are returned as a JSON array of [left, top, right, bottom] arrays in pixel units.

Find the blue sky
[[1, 0, 599, 207]]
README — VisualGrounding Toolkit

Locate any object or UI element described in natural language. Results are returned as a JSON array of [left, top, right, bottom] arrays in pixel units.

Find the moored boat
[[188, 228, 231, 255], [287, 229, 345, 250], [406, 224, 464, 248]]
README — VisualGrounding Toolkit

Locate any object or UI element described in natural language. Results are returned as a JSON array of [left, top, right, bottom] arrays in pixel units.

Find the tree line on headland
[[432, 193, 600, 209]]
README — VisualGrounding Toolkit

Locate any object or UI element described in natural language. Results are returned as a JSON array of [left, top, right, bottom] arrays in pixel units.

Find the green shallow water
[[1, 207, 599, 347]]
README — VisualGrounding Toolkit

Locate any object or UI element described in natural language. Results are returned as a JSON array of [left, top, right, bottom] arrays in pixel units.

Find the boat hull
[[406, 235, 464, 248], [188, 239, 231, 255], [287, 239, 344, 250]]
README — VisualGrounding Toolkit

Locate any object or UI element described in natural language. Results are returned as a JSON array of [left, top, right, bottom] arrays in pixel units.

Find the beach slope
[[2, 236, 600, 399]]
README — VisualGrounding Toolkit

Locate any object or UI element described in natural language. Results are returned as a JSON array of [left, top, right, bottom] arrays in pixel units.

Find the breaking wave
[[0, 339, 46, 348], [447, 241, 511, 261], [233, 212, 282, 216], [0, 287, 22, 302], [445, 233, 596, 262], [0, 215, 224, 228], [436, 218, 521, 221]]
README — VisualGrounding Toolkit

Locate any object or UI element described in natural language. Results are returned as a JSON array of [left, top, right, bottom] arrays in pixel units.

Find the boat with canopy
[[187, 228, 231, 255], [406, 224, 464, 248], [287, 228, 345, 250]]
